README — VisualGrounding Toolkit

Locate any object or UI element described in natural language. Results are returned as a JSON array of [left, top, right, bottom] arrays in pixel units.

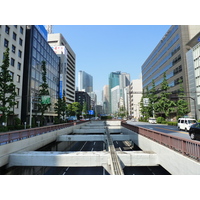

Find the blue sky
[[53, 25, 171, 102]]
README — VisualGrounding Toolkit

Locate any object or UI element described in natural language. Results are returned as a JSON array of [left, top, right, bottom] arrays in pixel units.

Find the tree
[[149, 79, 158, 118], [82, 102, 88, 119], [71, 102, 82, 117], [54, 97, 67, 123], [176, 80, 189, 118], [0, 48, 17, 125], [118, 106, 127, 119], [37, 61, 51, 125], [156, 72, 176, 119], [140, 87, 151, 120]]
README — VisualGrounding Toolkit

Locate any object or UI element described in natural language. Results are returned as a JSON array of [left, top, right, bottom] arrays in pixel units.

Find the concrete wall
[[122, 127, 200, 175], [0, 123, 89, 167]]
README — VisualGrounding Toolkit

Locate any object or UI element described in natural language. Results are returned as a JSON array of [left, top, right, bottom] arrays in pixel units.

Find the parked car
[[177, 118, 196, 131], [149, 118, 157, 124], [189, 123, 200, 140]]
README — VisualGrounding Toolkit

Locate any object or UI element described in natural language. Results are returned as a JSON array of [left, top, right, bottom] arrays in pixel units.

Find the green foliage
[[0, 48, 17, 125], [37, 61, 51, 125], [66, 102, 82, 118], [176, 80, 189, 117], [54, 97, 67, 123], [156, 117, 165, 123], [167, 121, 177, 126], [118, 106, 127, 118]]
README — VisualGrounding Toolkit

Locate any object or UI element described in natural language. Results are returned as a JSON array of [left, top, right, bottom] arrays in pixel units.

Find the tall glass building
[[141, 25, 200, 118], [21, 25, 59, 125], [109, 71, 130, 114], [78, 70, 93, 92]]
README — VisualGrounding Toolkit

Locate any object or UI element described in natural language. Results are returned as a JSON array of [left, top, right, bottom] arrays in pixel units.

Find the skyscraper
[[78, 70, 93, 92], [109, 71, 130, 114]]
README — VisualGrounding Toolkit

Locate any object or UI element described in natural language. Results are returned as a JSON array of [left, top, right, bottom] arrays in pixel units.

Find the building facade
[[186, 32, 200, 119], [78, 70, 93, 92], [48, 33, 76, 104], [0, 25, 26, 124], [141, 25, 200, 119], [21, 25, 60, 125], [102, 85, 109, 115], [109, 71, 130, 114], [129, 79, 142, 120], [75, 91, 91, 112]]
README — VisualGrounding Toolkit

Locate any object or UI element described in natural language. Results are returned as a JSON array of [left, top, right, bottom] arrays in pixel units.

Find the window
[[19, 38, 23, 46], [16, 87, 20, 95], [9, 71, 14, 81], [4, 39, 9, 47], [12, 45, 16, 53], [17, 75, 20, 83], [11, 58, 15, 66], [13, 32, 17, 40], [5, 26, 10, 34], [20, 26, 23, 34], [18, 50, 22, 58], [15, 101, 19, 109], [17, 62, 21, 70]]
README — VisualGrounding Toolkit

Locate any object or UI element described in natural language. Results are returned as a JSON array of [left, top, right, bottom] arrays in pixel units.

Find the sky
[[53, 25, 171, 102]]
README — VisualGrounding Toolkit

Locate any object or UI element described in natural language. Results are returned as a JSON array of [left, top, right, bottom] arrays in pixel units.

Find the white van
[[177, 118, 197, 131]]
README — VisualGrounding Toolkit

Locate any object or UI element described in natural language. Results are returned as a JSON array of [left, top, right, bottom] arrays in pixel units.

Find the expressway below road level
[[43, 134, 170, 175]]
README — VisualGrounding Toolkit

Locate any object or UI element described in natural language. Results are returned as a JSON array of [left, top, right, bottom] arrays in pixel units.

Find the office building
[[75, 91, 91, 111], [130, 78, 142, 120], [48, 33, 76, 104], [102, 85, 109, 114], [88, 91, 97, 110], [21, 25, 59, 125], [78, 70, 93, 92], [111, 85, 120, 114], [0, 25, 26, 124], [141, 25, 200, 118], [186, 32, 200, 119], [109, 71, 130, 114]]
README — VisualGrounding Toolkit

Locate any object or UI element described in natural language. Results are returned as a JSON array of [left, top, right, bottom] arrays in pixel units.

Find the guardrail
[[0, 121, 88, 146], [121, 121, 200, 162]]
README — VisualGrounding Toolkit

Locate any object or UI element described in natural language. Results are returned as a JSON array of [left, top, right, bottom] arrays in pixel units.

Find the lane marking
[[80, 141, 87, 151], [93, 142, 96, 145], [154, 127, 188, 134]]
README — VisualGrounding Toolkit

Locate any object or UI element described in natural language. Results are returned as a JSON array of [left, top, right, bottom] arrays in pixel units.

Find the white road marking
[[80, 142, 87, 151]]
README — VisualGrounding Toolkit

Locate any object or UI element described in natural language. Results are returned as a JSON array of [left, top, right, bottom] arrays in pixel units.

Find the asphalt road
[[126, 120, 193, 140], [44, 133, 170, 175]]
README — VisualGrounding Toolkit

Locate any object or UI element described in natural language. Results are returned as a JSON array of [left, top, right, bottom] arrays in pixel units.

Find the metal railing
[[0, 121, 88, 146], [105, 126, 124, 175], [121, 121, 200, 162]]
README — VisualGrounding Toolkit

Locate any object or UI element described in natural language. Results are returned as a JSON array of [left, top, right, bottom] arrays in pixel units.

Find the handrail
[[105, 126, 124, 175], [121, 121, 200, 162], [0, 121, 88, 146]]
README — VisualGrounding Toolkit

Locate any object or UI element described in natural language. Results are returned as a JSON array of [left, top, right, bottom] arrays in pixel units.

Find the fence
[[0, 121, 87, 145], [121, 121, 200, 162]]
